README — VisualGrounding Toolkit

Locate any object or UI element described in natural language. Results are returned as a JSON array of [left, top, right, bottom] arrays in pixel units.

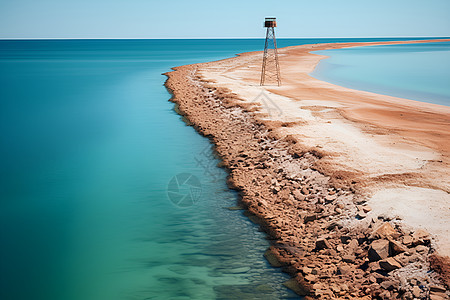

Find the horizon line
[[1, 36, 449, 41]]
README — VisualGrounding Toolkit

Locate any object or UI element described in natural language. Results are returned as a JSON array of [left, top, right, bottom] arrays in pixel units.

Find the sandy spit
[[165, 39, 450, 299]]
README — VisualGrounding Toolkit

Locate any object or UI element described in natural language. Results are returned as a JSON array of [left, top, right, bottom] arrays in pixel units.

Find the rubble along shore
[[164, 41, 450, 299]]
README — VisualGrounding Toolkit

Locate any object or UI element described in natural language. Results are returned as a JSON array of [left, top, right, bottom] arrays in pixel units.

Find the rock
[[264, 249, 283, 267], [325, 194, 336, 203], [379, 257, 402, 271], [407, 253, 420, 263], [285, 198, 294, 206], [399, 275, 408, 287], [336, 244, 344, 252], [337, 265, 351, 275], [403, 291, 413, 300], [402, 235, 413, 246], [312, 282, 324, 290], [347, 239, 359, 252], [303, 214, 316, 223], [380, 280, 398, 290], [293, 189, 305, 201], [379, 290, 391, 298], [228, 266, 251, 274], [318, 289, 334, 297], [368, 239, 390, 261], [415, 245, 428, 254], [301, 186, 310, 195], [326, 221, 339, 230], [393, 252, 409, 265], [429, 285, 446, 293], [389, 240, 406, 255], [283, 278, 310, 296], [341, 236, 352, 244], [356, 211, 367, 219], [225, 205, 245, 210], [362, 205, 372, 213], [315, 238, 330, 250], [304, 274, 317, 282], [302, 266, 312, 274], [342, 255, 356, 263], [412, 286, 421, 298], [371, 222, 397, 239], [412, 229, 431, 245], [331, 284, 341, 294], [430, 294, 447, 300]]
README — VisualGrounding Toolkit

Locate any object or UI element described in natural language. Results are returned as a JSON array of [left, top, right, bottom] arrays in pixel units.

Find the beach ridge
[[165, 39, 450, 298]]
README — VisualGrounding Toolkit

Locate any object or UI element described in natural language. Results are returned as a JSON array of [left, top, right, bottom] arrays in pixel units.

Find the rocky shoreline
[[164, 54, 449, 299]]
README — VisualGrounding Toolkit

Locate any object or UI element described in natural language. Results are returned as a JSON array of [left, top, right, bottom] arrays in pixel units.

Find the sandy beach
[[165, 39, 450, 299]]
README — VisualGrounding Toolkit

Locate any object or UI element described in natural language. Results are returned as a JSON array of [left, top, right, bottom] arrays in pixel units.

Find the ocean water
[[310, 41, 450, 106], [0, 38, 445, 300]]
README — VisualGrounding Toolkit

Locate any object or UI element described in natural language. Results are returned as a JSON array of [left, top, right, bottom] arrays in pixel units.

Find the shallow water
[[0, 38, 444, 300], [311, 41, 450, 106]]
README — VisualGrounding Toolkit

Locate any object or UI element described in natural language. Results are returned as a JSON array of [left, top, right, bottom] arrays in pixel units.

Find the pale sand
[[197, 39, 450, 256]]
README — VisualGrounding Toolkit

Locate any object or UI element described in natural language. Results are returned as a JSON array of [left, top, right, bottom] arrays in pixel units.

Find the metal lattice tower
[[260, 17, 281, 86]]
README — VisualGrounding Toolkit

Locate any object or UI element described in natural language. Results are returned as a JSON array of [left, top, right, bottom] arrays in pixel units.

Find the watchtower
[[260, 17, 281, 86]]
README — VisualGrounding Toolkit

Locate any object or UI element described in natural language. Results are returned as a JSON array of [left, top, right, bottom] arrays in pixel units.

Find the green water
[[0, 39, 307, 300]]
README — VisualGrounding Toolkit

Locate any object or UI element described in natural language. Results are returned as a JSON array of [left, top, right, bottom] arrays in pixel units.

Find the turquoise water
[[311, 41, 450, 106], [0, 38, 445, 300]]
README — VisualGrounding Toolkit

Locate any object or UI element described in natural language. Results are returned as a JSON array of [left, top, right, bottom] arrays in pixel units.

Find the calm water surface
[[0, 38, 444, 300], [311, 41, 450, 106]]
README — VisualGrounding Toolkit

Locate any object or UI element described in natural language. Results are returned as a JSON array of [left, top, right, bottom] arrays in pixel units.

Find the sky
[[0, 0, 449, 39]]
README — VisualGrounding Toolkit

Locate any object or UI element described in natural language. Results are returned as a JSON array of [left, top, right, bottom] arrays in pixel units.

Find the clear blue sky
[[1, 0, 449, 39]]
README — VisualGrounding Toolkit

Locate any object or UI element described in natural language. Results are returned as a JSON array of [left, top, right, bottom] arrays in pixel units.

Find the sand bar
[[165, 39, 450, 298]]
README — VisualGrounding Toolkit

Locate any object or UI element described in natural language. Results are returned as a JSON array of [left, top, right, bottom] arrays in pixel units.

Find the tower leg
[[260, 28, 269, 86], [260, 27, 281, 86], [272, 28, 281, 86]]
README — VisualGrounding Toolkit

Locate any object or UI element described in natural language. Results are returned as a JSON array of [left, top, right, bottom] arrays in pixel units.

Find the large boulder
[[283, 276, 311, 296], [264, 248, 283, 267], [389, 240, 406, 255], [370, 222, 397, 239], [368, 239, 390, 261]]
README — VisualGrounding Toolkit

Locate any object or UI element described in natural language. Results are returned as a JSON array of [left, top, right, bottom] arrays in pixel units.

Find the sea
[[311, 41, 450, 106], [0, 38, 448, 300]]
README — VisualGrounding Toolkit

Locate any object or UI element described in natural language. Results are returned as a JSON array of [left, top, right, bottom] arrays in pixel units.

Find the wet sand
[[165, 39, 450, 298]]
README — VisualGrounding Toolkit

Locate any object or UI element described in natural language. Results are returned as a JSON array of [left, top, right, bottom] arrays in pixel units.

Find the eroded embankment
[[164, 63, 449, 299]]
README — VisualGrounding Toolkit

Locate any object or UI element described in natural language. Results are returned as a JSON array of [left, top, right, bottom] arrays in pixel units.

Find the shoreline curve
[[164, 38, 450, 298]]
